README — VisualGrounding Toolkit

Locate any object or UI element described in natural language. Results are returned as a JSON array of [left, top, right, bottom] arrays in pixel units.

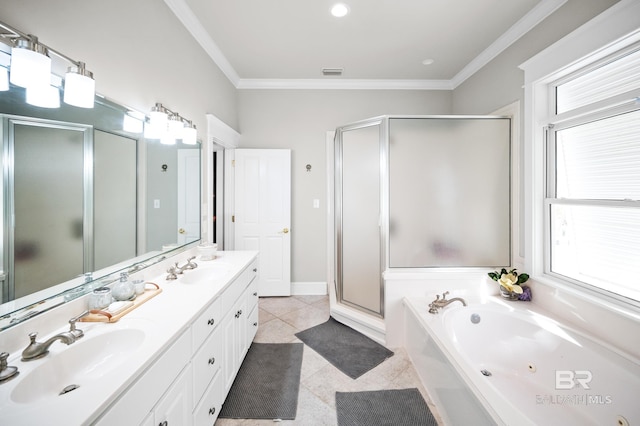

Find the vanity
[[0, 249, 259, 426]]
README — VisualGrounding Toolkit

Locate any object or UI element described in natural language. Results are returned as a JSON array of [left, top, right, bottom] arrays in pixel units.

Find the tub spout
[[428, 291, 467, 314]]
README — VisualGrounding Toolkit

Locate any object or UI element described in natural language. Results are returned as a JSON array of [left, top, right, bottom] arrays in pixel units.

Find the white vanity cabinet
[[94, 332, 192, 426], [222, 260, 259, 394], [92, 252, 259, 426]]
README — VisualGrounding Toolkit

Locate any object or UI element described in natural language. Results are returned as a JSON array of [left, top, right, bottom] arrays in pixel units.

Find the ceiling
[[164, 0, 566, 89]]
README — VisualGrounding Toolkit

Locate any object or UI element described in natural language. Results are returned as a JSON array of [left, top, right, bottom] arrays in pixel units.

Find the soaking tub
[[403, 297, 640, 426]]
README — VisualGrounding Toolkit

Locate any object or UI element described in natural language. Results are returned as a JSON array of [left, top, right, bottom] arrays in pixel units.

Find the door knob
[[179, 228, 186, 234], [280, 228, 289, 234]]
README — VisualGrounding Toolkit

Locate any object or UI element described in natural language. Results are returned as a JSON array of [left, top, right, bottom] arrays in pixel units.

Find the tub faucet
[[428, 291, 467, 314]]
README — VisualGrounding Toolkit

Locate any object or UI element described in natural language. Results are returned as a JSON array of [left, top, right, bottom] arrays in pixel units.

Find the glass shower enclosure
[[334, 115, 511, 318]]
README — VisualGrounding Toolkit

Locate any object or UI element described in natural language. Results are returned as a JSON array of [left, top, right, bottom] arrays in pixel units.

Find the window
[[546, 44, 640, 302]]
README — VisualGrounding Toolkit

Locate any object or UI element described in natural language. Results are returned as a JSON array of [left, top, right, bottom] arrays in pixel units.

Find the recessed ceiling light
[[331, 3, 350, 18], [422, 59, 435, 66]]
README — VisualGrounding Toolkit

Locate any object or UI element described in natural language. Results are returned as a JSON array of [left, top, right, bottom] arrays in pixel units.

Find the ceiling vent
[[322, 68, 343, 76]]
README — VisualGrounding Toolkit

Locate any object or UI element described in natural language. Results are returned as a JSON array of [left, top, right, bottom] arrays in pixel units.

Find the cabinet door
[[233, 294, 248, 367], [222, 311, 237, 393], [155, 366, 193, 426]]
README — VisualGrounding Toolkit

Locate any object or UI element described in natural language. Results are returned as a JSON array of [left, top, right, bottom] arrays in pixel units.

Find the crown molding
[[450, 0, 567, 89], [236, 78, 454, 90], [163, 0, 240, 86], [167, 0, 568, 91]]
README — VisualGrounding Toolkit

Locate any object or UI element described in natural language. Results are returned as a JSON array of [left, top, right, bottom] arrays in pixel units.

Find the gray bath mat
[[336, 388, 438, 426], [295, 317, 393, 379], [218, 342, 303, 420]]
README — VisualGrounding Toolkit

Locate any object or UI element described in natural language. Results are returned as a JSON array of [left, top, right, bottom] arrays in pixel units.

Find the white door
[[177, 149, 200, 244], [234, 149, 291, 296]]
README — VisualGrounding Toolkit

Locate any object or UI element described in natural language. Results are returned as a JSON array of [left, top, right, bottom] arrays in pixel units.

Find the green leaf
[[518, 273, 530, 284]]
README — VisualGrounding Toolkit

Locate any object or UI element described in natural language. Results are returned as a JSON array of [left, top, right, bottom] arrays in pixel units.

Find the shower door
[[335, 118, 386, 317]]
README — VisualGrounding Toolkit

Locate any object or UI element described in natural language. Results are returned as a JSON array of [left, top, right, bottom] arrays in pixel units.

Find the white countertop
[[0, 250, 258, 426]]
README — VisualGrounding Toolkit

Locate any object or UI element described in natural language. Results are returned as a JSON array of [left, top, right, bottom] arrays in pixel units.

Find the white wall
[[237, 89, 452, 284]]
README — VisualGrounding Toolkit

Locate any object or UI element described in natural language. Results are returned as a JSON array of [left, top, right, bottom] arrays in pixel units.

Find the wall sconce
[[64, 62, 95, 108], [9, 36, 51, 89], [147, 103, 198, 145], [182, 121, 197, 145], [25, 84, 60, 108], [0, 20, 95, 109]]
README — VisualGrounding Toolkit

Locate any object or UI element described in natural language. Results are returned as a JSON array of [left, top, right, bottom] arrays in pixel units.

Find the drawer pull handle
[[209, 407, 216, 416], [253, 322, 258, 327], [159, 421, 168, 426], [253, 292, 258, 296], [253, 268, 257, 272], [207, 318, 215, 326], [208, 357, 216, 365]]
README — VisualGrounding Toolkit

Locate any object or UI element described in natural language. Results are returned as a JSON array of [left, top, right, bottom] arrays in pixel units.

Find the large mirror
[[0, 83, 201, 330]]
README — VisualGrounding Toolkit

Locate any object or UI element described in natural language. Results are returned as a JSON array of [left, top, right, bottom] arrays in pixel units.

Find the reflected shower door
[[11, 121, 88, 298], [336, 121, 383, 316]]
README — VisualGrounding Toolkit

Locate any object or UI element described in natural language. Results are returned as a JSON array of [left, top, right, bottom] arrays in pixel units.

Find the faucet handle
[[0, 352, 19, 383], [28, 332, 38, 343], [69, 311, 90, 339], [441, 291, 450, 300]]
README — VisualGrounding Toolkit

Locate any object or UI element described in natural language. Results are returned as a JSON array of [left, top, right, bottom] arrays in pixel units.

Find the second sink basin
[[178, 264, 230, 284], [11, 328, 145, 404]]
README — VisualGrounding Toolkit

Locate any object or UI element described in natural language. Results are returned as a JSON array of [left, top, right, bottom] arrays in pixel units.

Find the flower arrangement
[[488, 268, 532, 301]]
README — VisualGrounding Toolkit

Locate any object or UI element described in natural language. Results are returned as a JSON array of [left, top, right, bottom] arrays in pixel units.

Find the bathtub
[[403, 297, 640, 426]]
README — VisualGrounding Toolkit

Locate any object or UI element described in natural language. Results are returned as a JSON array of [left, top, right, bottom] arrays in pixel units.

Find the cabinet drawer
[[192, 296, 222, 352], [247, 302, 259, 343], [246, 276, 259, 313], [192, 324, 222, 406], [193, 368, 224, 426], [247, 258, 258, 285]]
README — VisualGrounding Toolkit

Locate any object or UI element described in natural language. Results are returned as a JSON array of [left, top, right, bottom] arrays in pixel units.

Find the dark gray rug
[[218, 342, 303, 420], [295, 317, 393, 379], [336, 388, 438, 426]]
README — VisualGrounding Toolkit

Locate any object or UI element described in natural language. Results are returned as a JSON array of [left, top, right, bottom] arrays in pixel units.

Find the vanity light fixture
[[0, 20, 95, 108], [9, 36, 51, 89], [0, 66, 8, 91], [64, 62, 95, 108], [123, 112, 144, 133], [25, 84, 60, 108], [148, 103, 198, 145], [182, 120, 197, 145], [167, 112, 184, 138], [150, 103, 168, 127]]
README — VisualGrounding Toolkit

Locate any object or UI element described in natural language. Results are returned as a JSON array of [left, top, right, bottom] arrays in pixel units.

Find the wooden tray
[[80, 282, 162, 323]]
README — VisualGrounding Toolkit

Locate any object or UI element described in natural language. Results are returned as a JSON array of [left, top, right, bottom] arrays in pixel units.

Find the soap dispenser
[[112, 272, 135, 301]]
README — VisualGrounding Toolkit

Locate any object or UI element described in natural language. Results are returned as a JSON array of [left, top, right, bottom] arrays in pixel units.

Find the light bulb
[[10, 38, 51, 89]]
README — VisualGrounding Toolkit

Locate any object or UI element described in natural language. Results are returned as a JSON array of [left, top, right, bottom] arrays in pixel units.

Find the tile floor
[[215, 295, 443, 426]]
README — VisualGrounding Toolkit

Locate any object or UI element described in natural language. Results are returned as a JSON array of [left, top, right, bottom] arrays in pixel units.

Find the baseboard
[[291, 281, 327, 295]]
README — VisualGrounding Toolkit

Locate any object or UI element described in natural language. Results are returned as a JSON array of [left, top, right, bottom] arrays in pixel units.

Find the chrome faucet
[[166, 263, 179, 280], [21, 311, 91, 361], [177, 256, 198, 273], [428, 291, 467, 314]]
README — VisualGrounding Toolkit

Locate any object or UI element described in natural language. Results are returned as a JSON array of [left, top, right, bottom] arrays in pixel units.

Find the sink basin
[[179, 264, 230, 284], [11, 328, 145, 404]]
